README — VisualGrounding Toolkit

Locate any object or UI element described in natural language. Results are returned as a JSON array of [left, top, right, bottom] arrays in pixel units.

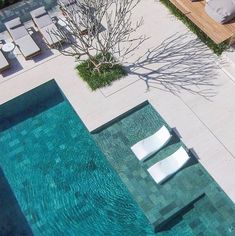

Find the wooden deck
[[170, 0, 235, 44]]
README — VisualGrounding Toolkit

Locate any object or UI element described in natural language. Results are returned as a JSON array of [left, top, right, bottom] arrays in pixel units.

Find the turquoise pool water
[[0, 84, 155, 235], [1, 81, 235, 236]]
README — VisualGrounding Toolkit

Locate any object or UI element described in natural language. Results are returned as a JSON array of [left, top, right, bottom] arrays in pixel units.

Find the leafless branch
[[49, 0, 146, 72]]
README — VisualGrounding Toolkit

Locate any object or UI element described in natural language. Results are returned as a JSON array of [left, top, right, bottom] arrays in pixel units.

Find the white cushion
[[31, 7, 47, 18], [131, 125, 171, 161], [15, 35, 40, 58], [205, 0, 235, 24], [5, 17, 21, 30], [148, 147, 190, 184]]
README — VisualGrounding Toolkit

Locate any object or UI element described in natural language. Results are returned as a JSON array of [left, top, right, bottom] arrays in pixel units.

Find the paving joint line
[[177, 95, 235, 159]]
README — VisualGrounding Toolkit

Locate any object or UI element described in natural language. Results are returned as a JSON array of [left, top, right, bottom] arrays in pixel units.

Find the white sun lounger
[[5, 17, 41, 59], [30, 7, 62, 47], [131, 125, 172, 161], [147, 146, 190, 184]]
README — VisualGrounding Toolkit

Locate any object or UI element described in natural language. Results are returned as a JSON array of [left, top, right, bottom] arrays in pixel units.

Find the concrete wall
[[0, 80, 64, 130]]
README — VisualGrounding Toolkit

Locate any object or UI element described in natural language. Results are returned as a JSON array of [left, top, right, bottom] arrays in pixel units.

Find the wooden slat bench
[[170, 0, 235, 45]]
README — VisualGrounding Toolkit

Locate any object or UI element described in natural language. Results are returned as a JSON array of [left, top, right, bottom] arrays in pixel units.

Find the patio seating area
[[170, 0, 235, 44], [0, 0, 87, 79], [0, 4, 65, 79]]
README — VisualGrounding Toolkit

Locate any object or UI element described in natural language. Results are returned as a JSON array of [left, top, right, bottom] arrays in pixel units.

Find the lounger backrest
[[158, 147, 190, 174], [151, 126, 171, 144], [205, 0, 235, 24], [131, 125, 172, 161], [5, 18, 28, 40], [30, 7, 53, 28], [141, 126, 171, 152], [147, 146, 190, 184]]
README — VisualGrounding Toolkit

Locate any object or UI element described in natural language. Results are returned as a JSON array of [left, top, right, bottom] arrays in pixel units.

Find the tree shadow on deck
[[126, 33, 221, 99]]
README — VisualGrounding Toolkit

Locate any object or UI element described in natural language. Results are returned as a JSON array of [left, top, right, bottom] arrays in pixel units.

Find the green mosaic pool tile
[[181, 193, 233, 235], [0, 88, 159, 235], [8, 146, 24, 156], [159, 202, 178, 215], [9, 139, 20, 147], [93, 103, 235, 235]]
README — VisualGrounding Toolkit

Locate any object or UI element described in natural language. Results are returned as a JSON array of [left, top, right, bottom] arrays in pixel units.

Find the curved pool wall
[[0, 80, 155, 235]]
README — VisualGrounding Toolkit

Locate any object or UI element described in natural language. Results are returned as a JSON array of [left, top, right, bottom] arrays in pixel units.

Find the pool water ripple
[[0, 98, 155, 236]]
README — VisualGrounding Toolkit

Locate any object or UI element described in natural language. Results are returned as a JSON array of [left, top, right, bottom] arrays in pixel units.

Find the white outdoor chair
[[147, 146, 190, 184], [131, 125, 172, 161]]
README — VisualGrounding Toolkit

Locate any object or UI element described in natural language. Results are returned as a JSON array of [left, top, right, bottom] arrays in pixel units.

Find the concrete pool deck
[[0, 0, 235, 207]]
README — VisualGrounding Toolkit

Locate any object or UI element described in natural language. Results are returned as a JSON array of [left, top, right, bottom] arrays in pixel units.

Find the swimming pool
[[0, 80, 235, 236], [0, 81, 155, 235]]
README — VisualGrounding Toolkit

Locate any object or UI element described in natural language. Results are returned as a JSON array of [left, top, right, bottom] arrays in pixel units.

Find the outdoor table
[[2, 42, 15, 59]]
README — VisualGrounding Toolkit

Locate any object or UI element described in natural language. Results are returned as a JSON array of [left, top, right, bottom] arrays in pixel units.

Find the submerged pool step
[[153, 192, 205, 232], [183, 194, 235, 235]]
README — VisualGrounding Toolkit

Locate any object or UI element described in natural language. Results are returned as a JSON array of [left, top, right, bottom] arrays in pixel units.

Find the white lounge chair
[[147, 146, 190, 184], [131, 125, 171, 161], [30, 7, 63, 47], [5, 17, 41, 59]]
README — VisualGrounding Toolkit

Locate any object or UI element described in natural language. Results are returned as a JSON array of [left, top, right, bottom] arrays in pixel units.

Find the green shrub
[[0, 0, 5, 8], [76, 54, 127, 90], [159, 0, 228, 55]]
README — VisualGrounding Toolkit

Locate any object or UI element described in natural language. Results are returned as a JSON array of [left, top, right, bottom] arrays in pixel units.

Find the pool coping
[[0, 0, 235, 214]]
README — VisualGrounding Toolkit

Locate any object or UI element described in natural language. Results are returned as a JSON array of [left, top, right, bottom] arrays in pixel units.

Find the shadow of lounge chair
[[58, 0, 76, 7], [0, 49, 10, 73]]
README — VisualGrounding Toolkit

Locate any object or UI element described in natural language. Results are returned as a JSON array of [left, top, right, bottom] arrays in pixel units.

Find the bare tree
[[52, 0, 146, 73]]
